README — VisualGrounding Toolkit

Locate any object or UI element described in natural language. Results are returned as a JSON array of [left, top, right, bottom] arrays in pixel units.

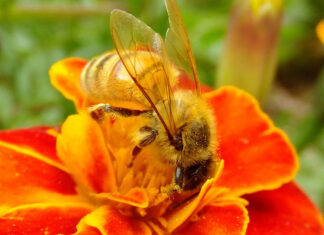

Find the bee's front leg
[[175, 164, 184, 188], [88, 103, 152, 121], [128, 126, 158, 167], [160, 164, 184, 194]]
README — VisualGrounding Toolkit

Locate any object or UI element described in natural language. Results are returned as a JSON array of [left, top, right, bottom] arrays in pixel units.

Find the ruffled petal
[[203, 86, 298, 195], [75, 206, 152, 235], [174, 203, 248, 235], [57, 113, 117, 193], [166, 178, 237, 233], [94, 187, 149, 208], [0, 126, 60, 163], [165, 161, 226, 233], [49, 58, 88, 110], [0, 203, 92, 235], [245, 182, 324, 235]]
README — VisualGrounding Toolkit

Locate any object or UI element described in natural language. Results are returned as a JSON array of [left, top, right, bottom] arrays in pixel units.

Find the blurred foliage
[[0, 0, 324, 211]]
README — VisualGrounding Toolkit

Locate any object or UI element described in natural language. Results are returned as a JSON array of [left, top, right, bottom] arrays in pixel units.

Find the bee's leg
[[172, 191, 199, 209], [88, 103, 152, 121], [161, 163, 184, 194], [174, 164, 184, 190], [127, 126, 158, 167], [88, 104, 107, 121]]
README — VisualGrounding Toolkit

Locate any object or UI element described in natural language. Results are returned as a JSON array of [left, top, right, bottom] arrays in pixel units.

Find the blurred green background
[[0, 0, 323, 211]]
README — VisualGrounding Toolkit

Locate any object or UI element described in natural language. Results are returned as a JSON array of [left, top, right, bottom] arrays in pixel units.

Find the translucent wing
[[110, 9, 177, 137], [165, 0, 201, 95]]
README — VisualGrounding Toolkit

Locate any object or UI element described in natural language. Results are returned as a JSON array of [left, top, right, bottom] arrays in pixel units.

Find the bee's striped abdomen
[[80, 50, 178, 109], [80, 52, 119, 101]]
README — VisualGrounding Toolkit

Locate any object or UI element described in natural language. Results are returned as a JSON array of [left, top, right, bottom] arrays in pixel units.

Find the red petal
[[0, 204, 91, 235], [203, 87, 298, 195], [177, 73, 212, 93], [75, 206, 152, 235], [245, 182, 324, 235], [0, 126, 59, 163], [175, 203, 248, 235], [0, 143, 78, 207]]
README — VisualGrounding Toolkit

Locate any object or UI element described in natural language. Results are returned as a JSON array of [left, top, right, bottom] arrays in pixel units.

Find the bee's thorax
[[151, 90, 217, 167]]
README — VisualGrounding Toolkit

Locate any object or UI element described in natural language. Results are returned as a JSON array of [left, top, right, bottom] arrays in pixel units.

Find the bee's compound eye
[[175, 166, 184, 188], [183, 161, 208, 190]]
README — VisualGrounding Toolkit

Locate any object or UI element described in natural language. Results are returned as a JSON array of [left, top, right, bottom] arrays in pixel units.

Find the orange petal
[[94, 187, 149, 208], [203, 86, 298, 195], [74, 226, 102, 235], [0, 203, 92, 235], [245, 182, 324, 235], [166, 179, 220, 232], [49, 58, 88, 110], [165, 161, 227, 232], [0, 126, 60, 163], [57, 113, 117, 193], [0, 143, 82, 208], [174, 204, 248, 235], [75, 206, 152, 235]]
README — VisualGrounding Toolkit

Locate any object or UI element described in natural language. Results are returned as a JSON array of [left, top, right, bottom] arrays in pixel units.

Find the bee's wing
[[165, 0, 201, 96], [110, 9, 177, 137]]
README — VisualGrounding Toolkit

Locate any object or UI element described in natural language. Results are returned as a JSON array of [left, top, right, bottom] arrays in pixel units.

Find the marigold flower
[[0, 58, 323, 235]]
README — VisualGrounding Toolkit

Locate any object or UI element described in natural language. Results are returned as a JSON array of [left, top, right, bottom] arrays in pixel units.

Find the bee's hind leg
[[88, 103, 152, 121], [127, 126, 158, 167]]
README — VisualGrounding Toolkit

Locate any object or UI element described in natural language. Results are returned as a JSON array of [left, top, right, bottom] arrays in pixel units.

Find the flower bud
[[316, 19, 324, 44], [217, 0, 282, 103]]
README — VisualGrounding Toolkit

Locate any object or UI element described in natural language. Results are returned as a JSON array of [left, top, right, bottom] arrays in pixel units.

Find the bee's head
[[171, 117, 218, 191], [175, 153, 217, 191]]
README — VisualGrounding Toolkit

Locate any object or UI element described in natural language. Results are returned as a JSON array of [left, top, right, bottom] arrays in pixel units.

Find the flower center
[[98, 117, 178, 217]]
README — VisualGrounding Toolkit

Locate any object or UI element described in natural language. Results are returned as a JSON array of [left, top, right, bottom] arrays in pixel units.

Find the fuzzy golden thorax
[[141, 90, 219, 191]]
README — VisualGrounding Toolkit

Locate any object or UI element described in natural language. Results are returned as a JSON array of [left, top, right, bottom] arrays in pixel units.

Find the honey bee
[[80, 0, 218, 192]]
